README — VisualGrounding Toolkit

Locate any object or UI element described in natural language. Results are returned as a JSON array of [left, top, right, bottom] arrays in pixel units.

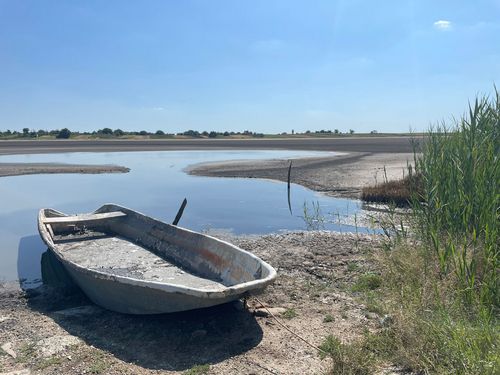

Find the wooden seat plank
[[44, 211, 126, 224]]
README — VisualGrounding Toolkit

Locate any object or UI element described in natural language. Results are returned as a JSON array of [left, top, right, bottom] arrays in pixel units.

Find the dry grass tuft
[[361, 174, 422, 207]]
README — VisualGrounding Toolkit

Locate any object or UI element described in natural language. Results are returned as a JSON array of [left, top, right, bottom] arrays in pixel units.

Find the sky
[[0, 0, 499, 134]]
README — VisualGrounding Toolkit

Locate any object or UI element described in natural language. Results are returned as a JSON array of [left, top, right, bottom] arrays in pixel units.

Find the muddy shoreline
[[0, 139, 414, 188], [188, 152, 415, 199], [0, 231, 387, 375], [0, 137, 417, 155], [0, 139, 409, 374], [0, 163, 130, 178]]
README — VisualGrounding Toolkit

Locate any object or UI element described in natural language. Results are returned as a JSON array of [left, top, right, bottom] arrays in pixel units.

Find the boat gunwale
[[37, 204, 277, 299]]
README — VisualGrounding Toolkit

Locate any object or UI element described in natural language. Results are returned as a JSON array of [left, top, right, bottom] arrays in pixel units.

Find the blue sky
[[1, 0, 499, 133]]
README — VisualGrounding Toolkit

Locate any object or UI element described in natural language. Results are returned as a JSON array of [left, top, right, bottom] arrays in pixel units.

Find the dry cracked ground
[[1, 231, 395, 375]]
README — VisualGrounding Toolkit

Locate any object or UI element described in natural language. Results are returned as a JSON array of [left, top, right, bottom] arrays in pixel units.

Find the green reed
[[413, 89, 499, 308]]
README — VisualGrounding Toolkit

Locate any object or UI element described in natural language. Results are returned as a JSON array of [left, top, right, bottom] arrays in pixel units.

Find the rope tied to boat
[[252, 296, 327, 355]]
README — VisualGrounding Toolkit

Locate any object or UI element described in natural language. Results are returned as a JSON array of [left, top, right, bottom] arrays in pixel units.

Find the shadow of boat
[[24, 240, 263, 371]]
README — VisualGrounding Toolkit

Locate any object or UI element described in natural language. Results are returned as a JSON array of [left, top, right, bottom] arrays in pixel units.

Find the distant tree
[[100, 128, 113, 135], [56, 128, 71, 139], [291, 129, 294, 134], [349, 129, 355, 134], [334, 129, 339, 134], [201, 131, 209, 136], [208, 131, 218, 138], [113, 129, 125, 136], [37, 129, 48, 136], [370, 130, 378, 134], [223, 131, 230, 136], [183, 130, 200, 137], [305, 130, 311, 134], [155, 130, 165, 135], [22, 128, 29, 136], [139, 130, 148, 136]]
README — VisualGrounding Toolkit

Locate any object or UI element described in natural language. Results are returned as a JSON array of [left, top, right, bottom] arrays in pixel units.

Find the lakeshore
[[0, 138, 415, 193], [0, 138, 412, 374], [0, 231, 387, 375]]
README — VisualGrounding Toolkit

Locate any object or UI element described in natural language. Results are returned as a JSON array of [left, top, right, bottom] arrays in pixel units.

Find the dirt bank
[[0, 163, 130, 178], [0, 137, 417, 155], [0, 231, 389, 375], [188, 152, 415, 199]]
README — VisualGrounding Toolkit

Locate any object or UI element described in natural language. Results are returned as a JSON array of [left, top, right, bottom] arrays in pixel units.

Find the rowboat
[[37, 204, 277, 314]]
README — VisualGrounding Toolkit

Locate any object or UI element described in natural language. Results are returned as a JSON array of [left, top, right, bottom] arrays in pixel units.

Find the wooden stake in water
[[287, 160, 293, 214], [172, 198, 187, 225]]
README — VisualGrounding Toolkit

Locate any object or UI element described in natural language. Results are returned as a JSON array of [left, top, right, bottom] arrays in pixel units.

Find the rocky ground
[[0, 231, 390, 375]]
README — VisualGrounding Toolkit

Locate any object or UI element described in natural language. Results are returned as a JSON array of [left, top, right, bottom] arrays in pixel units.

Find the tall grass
[[321, 90, 499, 374], [414, 90, 499, 309]]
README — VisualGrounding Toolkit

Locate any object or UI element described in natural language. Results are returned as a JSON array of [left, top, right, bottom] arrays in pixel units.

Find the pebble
[[1, 342, 17, 358], [0, 370, 31, 375], [254, 307, 287, 317], [365, 312, 379, 320], [379, 314, 394, 327]]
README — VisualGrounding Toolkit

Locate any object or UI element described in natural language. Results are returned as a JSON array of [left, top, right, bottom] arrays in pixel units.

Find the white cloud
[[433, 20, 452, 31], [151, 107, 165, 111]]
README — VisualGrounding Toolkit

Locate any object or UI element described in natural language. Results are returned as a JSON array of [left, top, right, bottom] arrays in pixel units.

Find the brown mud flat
[[189, 152, 415, 199], [0, 231, 393, 375], [0, 137, 417, 155], [0, 163, 129, 178]]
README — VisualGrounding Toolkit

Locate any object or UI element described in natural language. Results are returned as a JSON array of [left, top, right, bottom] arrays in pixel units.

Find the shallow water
[[0, 150, 373, 287]]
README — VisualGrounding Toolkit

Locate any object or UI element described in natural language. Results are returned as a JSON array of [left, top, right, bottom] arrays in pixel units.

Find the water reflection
[[17, 235, 46, 289]]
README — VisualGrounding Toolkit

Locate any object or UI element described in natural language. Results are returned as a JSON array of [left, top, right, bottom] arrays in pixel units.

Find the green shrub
[[351, 273, 382, 292], [282, 308, 298, 319], [56, 128, 71, 139]]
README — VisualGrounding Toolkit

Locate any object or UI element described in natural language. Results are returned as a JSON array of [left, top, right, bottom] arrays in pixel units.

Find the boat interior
[[40, 208, 270, 289]]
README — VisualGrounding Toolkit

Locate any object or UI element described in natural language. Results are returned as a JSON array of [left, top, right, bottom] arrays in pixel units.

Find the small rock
[[0, 370, 31, 375], [365, 312, 379, 320], [0, 316, 12, 323], [1, 342, 17, 358], [253, 309, 269, 317], [37, 335, 81, 357], [191, 330, 207, 339], [379, 314, 394, 327], [254, 307, 287, 317]]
